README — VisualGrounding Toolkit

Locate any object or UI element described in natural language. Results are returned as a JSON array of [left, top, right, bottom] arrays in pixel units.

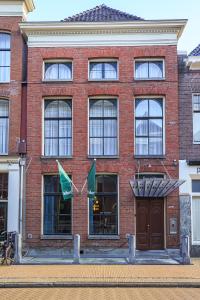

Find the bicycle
[[0, 231, 16, 265]]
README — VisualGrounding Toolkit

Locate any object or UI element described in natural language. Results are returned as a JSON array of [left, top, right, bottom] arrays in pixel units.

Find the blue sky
[[28, 0, 200, 53]]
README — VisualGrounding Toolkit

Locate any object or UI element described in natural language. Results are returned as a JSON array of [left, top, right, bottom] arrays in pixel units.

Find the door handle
[[147, 224, 150, 230]]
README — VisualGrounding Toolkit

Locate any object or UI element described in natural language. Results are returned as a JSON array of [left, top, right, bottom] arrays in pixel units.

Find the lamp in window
[[93, 198, 100, 212]]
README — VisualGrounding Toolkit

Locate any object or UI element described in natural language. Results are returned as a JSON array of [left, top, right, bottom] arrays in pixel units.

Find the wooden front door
[[136, 198, 164, 250]]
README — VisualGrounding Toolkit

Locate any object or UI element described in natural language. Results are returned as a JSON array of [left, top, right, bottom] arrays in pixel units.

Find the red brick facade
[[25, 45, 180, 249]]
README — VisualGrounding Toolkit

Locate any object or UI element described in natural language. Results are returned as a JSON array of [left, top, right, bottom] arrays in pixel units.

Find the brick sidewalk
[[0, 259, 199, 288]]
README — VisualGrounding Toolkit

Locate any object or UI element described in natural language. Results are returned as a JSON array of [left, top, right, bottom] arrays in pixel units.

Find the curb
[[0, 281, 200, 288]]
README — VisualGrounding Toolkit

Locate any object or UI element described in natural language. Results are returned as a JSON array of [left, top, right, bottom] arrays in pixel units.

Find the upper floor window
[[0, 100, 9, 155], [44, 61, 72, 81], [193, 94, 200, 143], [135, 59, 164, 80], [89, 99, 118, 156], [44, 99, 72, 157], [0, 33, 10, 82], [135, 98, 164, 156], [89, 61, 118, 80]]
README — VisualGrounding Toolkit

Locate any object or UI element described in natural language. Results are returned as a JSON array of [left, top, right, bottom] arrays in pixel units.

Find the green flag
[[87, 160, 96, 199], [57, 160, 73, 201]]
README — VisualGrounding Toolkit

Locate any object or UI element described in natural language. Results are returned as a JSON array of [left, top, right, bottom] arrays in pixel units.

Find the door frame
[[135, 197, 167, 250]]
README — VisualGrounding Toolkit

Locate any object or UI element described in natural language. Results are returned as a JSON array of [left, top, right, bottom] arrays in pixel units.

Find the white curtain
[[0, 34, 10, 82], [136, 120, 148, 136], [192, 198, 200, 242], [45, 64, 58, 80], [90, 63, 102, 80], [136, 137, 148, 155], [0, 33, 10, 49], [58, 64, 71, 80], [0, 100, 8, 154], [193, 113, 200, 142], [104, 63, 117, 79], [149, 62, 163, 78], [135, 62, 148, 79]]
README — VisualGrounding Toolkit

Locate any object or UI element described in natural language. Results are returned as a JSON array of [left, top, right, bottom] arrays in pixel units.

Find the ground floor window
[[43, 175, 72, 235], [0, 173, 8, 239], [192, 197, 200, 244], [89, 175, 118, 235]]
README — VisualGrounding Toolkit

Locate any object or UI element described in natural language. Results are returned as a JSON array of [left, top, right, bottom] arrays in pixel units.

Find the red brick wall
[[0, 16, 25, 155], [26, 45, 180, 249]]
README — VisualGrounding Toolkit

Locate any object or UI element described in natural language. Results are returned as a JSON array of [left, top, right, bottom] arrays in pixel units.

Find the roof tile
[[189, 44, 200, 56]]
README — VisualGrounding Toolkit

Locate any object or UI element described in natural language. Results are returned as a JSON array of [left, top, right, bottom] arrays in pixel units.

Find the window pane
[[149, 119, 162, 137], [89, 63, 103, 80], [136, 120, 148, 136], [0, 174, 8, 200], [135, 62, 148, 78], [149, 61, 163, 78], [59, 101, 71, 118], [59, 138, 72, 156], [0, 67, 10, 82], [45, 63, 59, 80], [193, 95, 200, 111], [0, 34, 10, 49], [45, 138, 58, 156], [0, 202, 7, 238], [45, 120, 58, 138], [59, 120, 71, 138], [136, 137, 148, 155], [193, 112, 200, 142], [192, 198, 200, 242], [0, 51, 10, 66], [104, 62, 117, 79], [0, 100, 9, 117], [90, 100, 103, 117], [104, 100, 117, 117], [135, 100, 148, 117], [90, 120, 103, 137], [45, 101, 59, 118], [102, 176, 117, 193], [104, 138, 117, 155], [104, 120, 117, 137], [58, 63, 72, 80], [90, 138, 103, 155], [149, 99, 163, 117], [149, 138, 162, 155], [192, 180, 200, 193], [44, 175, 59, 193]]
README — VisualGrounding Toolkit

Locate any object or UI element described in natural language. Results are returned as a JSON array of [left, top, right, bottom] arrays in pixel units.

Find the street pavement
[[0, 288, 200, 300], [0, 259, 199, 288]]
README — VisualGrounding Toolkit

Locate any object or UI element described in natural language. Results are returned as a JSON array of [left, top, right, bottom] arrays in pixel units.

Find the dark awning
[[130, 178, 185, 198]]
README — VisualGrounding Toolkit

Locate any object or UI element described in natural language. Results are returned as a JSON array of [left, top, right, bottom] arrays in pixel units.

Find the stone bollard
[[127, 234, 136, 264], [181, 235, 191, 265], [73, 234, 80, 264]]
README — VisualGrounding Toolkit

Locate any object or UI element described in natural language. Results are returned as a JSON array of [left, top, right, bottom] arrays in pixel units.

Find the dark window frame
[[89, 99, 118, 157], [44, 61, 72, 81], [135, 98, 164, 156], [89, 61, 118, 80], [0, 99, 9, 155], [44, 99, 72, 157], [0, 33, 11, 82], [135, 60, 164, 80], [43, 175, 72, 236], [193, 94, 200, 143], [89, 175, 118, 236], [0, 173, 8, 239]]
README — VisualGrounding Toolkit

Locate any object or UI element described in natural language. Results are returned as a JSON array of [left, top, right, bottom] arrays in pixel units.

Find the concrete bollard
[[127, 234, 136, 264], [73, 234, 80, 264], [181, 235, 191, 265]]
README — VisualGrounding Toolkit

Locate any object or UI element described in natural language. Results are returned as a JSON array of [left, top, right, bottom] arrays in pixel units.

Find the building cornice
[[19, 19, 187, 48], [186, 56, 200, 70], [0, 0, 35, 18]]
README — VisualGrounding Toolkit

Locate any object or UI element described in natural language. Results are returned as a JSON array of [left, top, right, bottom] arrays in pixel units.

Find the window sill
[[88, 235, 120, 240], [134, 155, 166, 159], [42, 80, 73, 83], [88, 79, 119, 82], [41, 156, 73, 160], [41, 235, 73, 240], [134, 78, 165, 81], [0, 81, 10, 84], [88, 155, 119, 159]]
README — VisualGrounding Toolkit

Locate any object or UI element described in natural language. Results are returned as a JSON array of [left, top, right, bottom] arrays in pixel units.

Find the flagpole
[[56, 160, 79, 193], [81, 178, 87, 194]]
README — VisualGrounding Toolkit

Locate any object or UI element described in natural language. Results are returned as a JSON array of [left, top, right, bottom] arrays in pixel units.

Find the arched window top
[[90, 99, 117, 118], [136, 98, 163, 117], [0, 33, 10, 50], [0, 99, 9, 117], [44, 62, 72, 80], [89, 61, 118, 80], [135, 60, 164, 80], [45, 100, 72, 118]]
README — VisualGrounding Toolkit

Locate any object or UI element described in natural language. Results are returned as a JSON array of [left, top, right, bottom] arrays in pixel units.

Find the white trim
[[0, 1, 35, 18], [186, 56, 200, 70], [134, 58, 165, 80], [133, 96, 165, 156], [191, 196, 200, 245], [0, 98, 10, 156], [192, 93, 200, 144], [42, 59, 73, 82], [88, 59, 119, 81]]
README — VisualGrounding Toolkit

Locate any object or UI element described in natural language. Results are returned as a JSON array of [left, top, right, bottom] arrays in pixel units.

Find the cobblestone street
[[1, 288, 200, 300]]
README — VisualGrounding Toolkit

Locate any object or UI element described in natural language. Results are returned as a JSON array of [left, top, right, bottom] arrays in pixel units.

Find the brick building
[[1, 1, 188, 256], [179, 45, 200, 256], [0, 0, 34, 247]]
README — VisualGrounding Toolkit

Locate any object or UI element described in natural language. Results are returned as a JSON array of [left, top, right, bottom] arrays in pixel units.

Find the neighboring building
[[19, 4, 187, 254], [179, 45, 200, 256], [0, 0, 34, 246]]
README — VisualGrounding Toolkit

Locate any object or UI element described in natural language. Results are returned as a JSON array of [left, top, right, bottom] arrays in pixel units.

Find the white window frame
[[43, 60, 73, 82], [0, 98, 9, 155], [134, 96, 166, 157], [87, 96, 119, 158], [191, 180, 200, 245], [88, 59, 119, 81], [0, 32, 11, 83], [134, 58, 165, 80], [42, 97, 73, 157], [192, 93, 200, 144]]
